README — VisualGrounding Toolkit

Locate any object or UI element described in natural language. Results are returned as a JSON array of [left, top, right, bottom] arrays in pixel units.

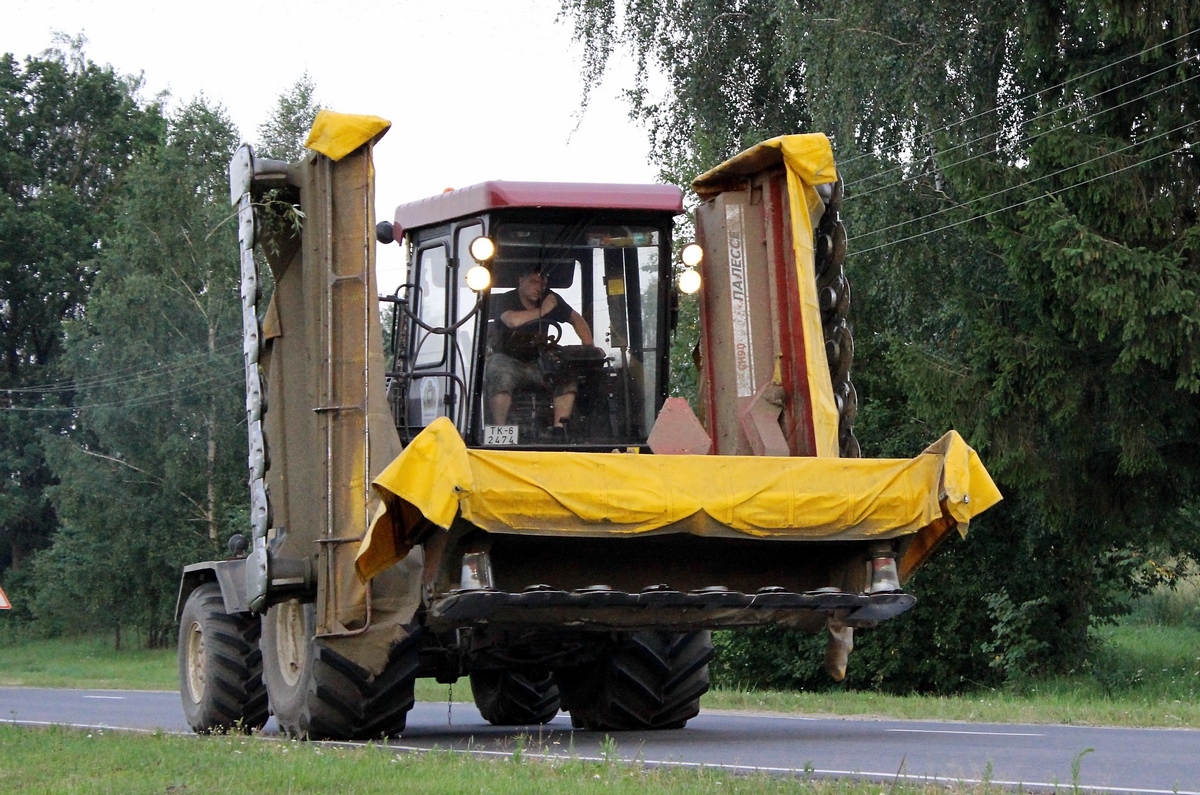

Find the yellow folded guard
[[692, 133, 843, 458], [304, 110, 391, 161], [356, 418, 1001, 582]]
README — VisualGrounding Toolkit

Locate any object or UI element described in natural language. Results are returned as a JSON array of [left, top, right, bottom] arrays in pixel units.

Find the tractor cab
[[379, 181, 684, 450]]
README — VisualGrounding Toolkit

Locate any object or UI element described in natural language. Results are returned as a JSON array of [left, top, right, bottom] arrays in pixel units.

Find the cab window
[[413, 244, 448, 368]]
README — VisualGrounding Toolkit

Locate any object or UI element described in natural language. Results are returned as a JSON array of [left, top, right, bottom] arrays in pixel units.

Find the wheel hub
[[185, 620, 205, 704], [275, 600, 307, 687]]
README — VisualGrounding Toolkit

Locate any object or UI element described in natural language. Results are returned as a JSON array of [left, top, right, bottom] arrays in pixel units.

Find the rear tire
[[470, 668, 560, 726], [260, 599, 420, 740], [557, 630, 713, 731], [178, 582, 268, 734]]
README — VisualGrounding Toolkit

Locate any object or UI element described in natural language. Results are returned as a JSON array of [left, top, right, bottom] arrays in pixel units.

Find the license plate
[[484, 425, 519, 445]]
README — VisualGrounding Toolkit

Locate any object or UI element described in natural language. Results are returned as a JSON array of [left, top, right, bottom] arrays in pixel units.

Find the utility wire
[[848, 143, 1193, 258], [5, 335, 241, 394], [3, 340, 239, 396], [848, 52, 1199, 188], [850, 68, 1200, 199], [1, 366, 245, 412], [837, 25, 1200, 170], [852, 118, 1200, 242], [2, 337, 242, 397]]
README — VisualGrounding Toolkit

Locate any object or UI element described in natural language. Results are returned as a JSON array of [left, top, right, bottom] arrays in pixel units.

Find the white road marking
[[82, 696, 125, 700], [1, 716, 1194, 795], [379, 743, 1200, 795], [887, 728, 1043, 737]]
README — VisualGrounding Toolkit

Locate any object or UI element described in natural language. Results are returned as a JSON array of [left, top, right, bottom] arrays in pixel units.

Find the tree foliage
[[565, 0, 1200, 687], [565, 0, 812, 184], [34, 98, 244, 647], [255, 73, 321, 162], [0, 37, 164, 575], [0, 49, 324, 646]]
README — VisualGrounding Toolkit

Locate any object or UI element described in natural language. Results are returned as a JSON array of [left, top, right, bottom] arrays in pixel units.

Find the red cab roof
[[392, 180, 684, 235]]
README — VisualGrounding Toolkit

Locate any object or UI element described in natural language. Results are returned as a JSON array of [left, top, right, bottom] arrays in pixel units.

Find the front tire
[[557, 630, 713, 731], [470, 668, 560, 726], [178, 582, 268, 734]]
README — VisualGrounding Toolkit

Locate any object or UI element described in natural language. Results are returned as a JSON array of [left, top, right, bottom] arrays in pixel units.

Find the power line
[[1, 366, 245, 413], [838, 25, 1200, 170], [2, 338, 242, 397], [848, 51, 1199, 188], [4, 336, 241, 395], [848, 143, 1193, 258], [850, 68, 1200, 199], [851, 118, 1200, 242]]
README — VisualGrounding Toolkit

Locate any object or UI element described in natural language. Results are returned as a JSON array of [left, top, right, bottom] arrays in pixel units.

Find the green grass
[[3, 622, 1198, 728], [1125, 575, 1200, 629], [705, 622, 1200, 728], [0, 634, 178, 691], [0, 633, 463, 702], [0, 724, 999, 795]]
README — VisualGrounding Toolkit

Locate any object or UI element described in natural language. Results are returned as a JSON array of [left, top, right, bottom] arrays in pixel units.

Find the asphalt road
[[2, 686, 1197, 794]]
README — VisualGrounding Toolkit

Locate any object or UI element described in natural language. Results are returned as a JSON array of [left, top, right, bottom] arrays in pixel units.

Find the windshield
[[477, 219, 667, 448]]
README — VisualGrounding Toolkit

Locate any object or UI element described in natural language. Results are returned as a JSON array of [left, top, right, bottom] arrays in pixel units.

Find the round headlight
[[469, 235, 496, 262], [678, 268, 702, 295], [466, 264, 492, 292], [681, 243, 704, 268]]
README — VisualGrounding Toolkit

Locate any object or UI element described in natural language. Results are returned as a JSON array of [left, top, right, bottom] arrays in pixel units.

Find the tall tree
[[565, 0, 813, 184], [255, 73, 321, 161], [564, 1, 1200, 686], [35, 98, 243, 646], [0, 37, 164, 575]]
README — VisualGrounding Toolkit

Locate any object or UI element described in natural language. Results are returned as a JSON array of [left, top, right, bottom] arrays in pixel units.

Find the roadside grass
[[3, 605, 1198, 728], [0, 632, 461, 702], [0, 634, 178, 691], [705, 608, 1200, 728], [0, 724, 1006, 795]]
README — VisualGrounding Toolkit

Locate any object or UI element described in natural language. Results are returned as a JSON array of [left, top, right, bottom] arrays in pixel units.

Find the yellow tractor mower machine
[[175, 111, 999, 740]]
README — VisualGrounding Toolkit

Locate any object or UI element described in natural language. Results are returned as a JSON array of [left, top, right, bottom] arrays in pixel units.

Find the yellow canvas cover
[[304, 110, 391, 161], [355, 418, 1001, 581], [693, 134, 842, 457]]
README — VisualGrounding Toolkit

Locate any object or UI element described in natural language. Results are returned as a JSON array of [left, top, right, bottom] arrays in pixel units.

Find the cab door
[[402, 221, 485, 438]]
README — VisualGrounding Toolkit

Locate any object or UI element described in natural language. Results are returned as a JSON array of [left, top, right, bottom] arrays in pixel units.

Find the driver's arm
[[500, 293, 559, 329], [500, 306, 540, 328], [569, 310, 594, 347]]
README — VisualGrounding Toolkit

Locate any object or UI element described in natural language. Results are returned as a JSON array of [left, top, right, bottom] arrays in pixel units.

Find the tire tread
[[179, 583, 268, 734], [558, 630, 713, 731], [470, 669, 560, 726]]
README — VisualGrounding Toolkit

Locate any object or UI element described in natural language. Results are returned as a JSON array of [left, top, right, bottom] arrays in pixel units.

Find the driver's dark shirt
[[490, 288, 575, 362]]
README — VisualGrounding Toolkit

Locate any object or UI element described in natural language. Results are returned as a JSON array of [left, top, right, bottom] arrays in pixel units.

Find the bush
[[710, 500, 1142, 694]]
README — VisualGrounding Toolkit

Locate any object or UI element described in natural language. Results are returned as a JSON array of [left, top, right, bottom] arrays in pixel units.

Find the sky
[[2, 0, 658, 288]]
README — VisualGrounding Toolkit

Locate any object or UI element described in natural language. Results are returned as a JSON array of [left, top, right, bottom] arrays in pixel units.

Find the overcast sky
[[2, 0, 657, 287]]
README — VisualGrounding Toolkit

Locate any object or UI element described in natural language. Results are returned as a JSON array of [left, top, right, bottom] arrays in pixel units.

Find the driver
[[485, 265, 594, 432]]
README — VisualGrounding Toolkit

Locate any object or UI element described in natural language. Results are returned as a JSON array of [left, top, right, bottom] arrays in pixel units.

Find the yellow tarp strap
[[304, 110, 391, 161], [355, 418, 1002, 581]]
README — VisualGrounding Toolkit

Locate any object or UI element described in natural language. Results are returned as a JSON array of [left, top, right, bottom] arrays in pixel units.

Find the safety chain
[[814, 178, 860, 458]]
